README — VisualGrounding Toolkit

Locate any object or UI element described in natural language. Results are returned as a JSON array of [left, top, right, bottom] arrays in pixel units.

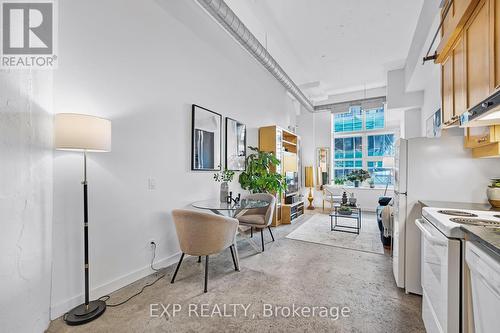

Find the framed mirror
[[225, 117, 246, 171], [191, 104, 222, 171], [316, 147, 330, 188]]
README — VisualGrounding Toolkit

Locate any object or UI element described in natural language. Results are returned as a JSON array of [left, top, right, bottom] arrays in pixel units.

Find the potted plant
[[368, 178, 375, 188], [338, 205, 353, 215], [487, 178, 500, 208], [346, 169, 370, 187], [239, 147, 287, 194], [334, 177, 345, 185], [214, 169, 235, 202]]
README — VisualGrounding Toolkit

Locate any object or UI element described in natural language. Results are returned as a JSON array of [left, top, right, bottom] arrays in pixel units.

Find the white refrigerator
[[392, 135, 500, 295]]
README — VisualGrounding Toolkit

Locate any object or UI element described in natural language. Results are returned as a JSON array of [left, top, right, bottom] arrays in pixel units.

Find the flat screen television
[[285, 171, 299, 195]]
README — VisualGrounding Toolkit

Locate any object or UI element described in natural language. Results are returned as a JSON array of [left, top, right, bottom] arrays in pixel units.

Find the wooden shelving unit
[[259, 125, 303, 226], [281, 201, 305, 224]]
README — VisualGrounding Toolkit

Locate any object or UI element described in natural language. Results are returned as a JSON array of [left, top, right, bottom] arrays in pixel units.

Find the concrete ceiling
[[226, 0, 424, 103]]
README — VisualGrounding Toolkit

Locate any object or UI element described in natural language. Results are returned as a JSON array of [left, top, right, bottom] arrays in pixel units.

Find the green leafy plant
[[239, 146, 287, 194], [490, 178, 500, 188], [334, 177, 346, 185], [346, 169, 371, 183], [338, 205, 353, 215], [213, 169, 235, 183]]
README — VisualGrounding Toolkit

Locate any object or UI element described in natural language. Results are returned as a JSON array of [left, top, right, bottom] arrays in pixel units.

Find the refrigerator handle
[[394, 190, 407, 196]]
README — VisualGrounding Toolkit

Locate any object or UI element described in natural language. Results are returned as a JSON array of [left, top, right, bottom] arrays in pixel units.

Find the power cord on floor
[[98, 242, 165, 307]]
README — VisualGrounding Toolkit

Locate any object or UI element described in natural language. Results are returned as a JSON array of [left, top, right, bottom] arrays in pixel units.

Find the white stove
[[422, 207, 500, 239]]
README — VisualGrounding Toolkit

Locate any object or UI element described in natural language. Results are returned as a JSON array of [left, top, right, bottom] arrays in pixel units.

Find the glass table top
[[192, 199, 269, 211]]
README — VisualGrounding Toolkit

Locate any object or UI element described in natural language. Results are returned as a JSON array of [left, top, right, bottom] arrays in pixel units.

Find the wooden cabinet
[[441, 35, 467, 125], [442, 55, 455, 125], [493, 0, 500, 90], [464, 125, 500, 147], [466, 0, 491, 108]]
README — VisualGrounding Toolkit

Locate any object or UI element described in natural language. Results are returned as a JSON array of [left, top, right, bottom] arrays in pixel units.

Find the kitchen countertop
[[419, 200, 500, 257]]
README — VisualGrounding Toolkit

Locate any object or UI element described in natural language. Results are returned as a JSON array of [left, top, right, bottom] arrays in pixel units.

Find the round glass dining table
[[192, 199, 269, 217]]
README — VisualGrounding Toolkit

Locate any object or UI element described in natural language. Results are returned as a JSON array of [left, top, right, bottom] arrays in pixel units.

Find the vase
[[354, 180, 360, 187], [487, 187, 500, 208], [349, 196, 357, 206], [220, 182, 229, 203]]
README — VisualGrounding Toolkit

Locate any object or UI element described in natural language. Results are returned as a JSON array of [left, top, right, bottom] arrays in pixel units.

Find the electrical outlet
[[147, 177, 156, 190]]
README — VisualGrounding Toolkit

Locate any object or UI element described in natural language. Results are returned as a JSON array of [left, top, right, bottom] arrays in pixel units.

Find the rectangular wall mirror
[[191, 104, 222, 171], [225, 117, 246, 171], [316, 147, 330, 188]]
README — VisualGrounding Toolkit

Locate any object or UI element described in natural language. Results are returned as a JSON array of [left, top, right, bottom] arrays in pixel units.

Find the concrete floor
[[48, 212, 425, 333]]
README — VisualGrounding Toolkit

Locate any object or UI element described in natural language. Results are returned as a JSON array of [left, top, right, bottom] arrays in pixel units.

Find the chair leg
[[232, 243, 240, 271], [171, 253, 185, 283], [250, 227, 253, 238], [229, 245, 238, 271], [260, 228, 265, 252], [268, 226, 275, 242], [198, 256, 201, 263], [204, 256, 209, 293]]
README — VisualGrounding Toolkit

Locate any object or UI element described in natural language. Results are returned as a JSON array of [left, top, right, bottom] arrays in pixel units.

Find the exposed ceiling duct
[[314, 96, 387, 114], [195, 0, 314, 112]]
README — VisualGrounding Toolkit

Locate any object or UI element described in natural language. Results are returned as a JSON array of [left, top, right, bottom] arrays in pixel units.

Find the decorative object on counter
[[368, 178, 375, 188], [192, 104, 222, 171], [346, 169, 370, 187], [54, 113, 111, 325], [304, 166, 315, 210], [239, 146, 287, 194], [226, 191, 241, 205], [338, 205, 353, 216], [214, 169, 235, 203], [487, 178, 500, 208], [341, 191, 348, 205], [225, 117, 246, 171], [349, 193, 357, 206]]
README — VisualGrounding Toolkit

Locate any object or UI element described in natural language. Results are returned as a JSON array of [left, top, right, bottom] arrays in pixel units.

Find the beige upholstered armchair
[[322, 185, 344, 211], [171, 209, 239, 293], [237, 193, 276, 252]]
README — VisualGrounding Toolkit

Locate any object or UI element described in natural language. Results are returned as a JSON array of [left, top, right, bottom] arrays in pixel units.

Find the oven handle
[[415, 218, 446, 246]]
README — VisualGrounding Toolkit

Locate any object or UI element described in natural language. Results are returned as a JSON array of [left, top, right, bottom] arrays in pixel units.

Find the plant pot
[[354, 180, 360, 187], [338, 210, 353, 216], [369, 183, 375, 188], [220, 182, 229, 203], [487, 187, 500, 208]]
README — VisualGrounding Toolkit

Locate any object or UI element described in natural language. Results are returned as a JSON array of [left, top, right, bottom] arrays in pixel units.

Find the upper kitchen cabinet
[[437, 0, 481, 64], [493, 0, 500, 90], [466, 0, 491, 109]]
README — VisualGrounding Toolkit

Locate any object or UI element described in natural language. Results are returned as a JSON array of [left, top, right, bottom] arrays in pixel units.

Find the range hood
[[460, 90, 500, 127]]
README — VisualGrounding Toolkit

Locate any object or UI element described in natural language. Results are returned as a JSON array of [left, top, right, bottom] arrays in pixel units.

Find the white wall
[[0, 70, 53, 332], [50, 0, 296, 318]]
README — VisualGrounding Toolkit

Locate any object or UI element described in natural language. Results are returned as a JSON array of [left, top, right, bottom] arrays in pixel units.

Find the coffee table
[[330, 206, 362, 234]]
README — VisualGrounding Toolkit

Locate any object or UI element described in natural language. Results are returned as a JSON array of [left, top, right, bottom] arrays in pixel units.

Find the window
[[334, 136, 362, 179], [333, 106, 395, 186], [333, 106, 362, 132]]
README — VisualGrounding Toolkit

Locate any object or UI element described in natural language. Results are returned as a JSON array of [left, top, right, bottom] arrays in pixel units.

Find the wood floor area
[[48, 212, 424, 333]]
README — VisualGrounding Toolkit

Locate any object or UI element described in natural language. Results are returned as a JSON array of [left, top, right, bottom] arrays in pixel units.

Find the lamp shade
[[55, 113, 111, 152], [304, 166, 314, 188]]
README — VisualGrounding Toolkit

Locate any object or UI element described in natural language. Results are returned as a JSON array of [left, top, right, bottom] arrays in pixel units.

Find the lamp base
[[307, 187, 315, 210], [65, 300, 106, 326]]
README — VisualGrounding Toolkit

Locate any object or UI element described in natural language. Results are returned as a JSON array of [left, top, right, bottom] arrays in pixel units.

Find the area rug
[[286, 212, 384, 255]]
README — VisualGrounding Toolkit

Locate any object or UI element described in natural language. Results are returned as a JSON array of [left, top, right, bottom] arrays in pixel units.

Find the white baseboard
[[50, 251, 182, 320]]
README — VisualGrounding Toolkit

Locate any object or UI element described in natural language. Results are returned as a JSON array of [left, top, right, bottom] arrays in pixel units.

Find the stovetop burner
[[450, 217, 500, 227], [438, 210, 478, 217]]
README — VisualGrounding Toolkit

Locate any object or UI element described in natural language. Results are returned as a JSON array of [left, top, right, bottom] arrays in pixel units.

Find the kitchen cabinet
[[493, 0, 500, 90], [442, 55, 455, 125], [466, 0, 491, 109], [464, 125, 500, 148]]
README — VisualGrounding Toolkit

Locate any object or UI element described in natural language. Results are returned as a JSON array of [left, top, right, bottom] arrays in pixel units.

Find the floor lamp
[[55, 113, 111, 325], [305, 166, 315, 210]]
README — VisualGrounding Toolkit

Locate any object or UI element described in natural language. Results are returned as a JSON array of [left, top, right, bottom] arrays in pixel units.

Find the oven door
[[416, 218, 460, 333]]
